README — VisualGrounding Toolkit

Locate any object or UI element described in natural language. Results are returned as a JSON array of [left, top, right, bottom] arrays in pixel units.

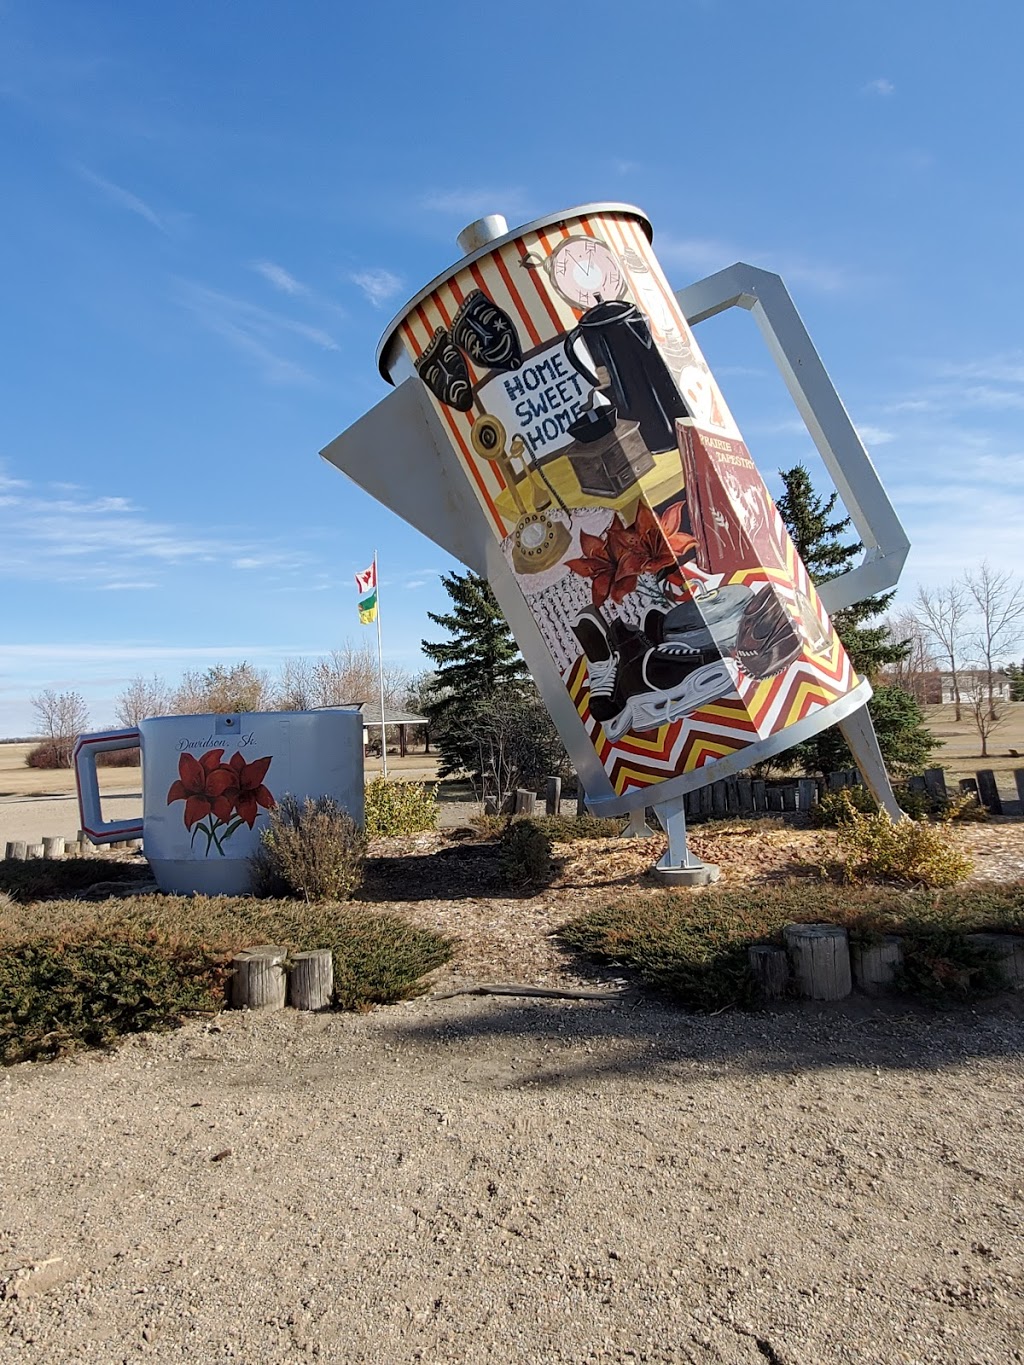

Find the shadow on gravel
[[359, 841, 554, 903], [378, 992, 1024, 1088]]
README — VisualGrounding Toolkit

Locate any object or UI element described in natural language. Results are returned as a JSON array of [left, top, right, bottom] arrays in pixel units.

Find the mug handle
[[563, 327, 600, 387], [74, 728, 144, 845]]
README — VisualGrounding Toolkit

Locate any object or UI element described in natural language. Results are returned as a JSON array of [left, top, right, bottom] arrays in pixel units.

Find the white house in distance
[[938, 670, 1012, 706]]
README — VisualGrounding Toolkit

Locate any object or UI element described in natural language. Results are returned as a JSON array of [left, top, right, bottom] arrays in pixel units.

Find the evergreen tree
[[776, 465, 934, 777], [777, 464, 907, 678], [421, 571, 530, 778], [1005, 661, 1024, 702]]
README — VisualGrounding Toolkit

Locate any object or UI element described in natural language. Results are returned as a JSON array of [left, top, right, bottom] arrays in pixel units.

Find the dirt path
[[2, 995, 1022, 1364]]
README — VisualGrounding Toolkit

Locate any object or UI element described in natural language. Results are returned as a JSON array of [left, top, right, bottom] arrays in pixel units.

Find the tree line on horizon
[[25, 464, 1024, 775]]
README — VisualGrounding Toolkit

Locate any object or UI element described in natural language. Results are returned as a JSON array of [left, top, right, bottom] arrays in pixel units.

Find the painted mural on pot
[[402, 207, 858, 798], [167, 749, 275, 856]]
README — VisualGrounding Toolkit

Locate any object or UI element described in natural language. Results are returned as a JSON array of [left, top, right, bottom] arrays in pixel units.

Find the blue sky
[[1, 0, 1022, 735]]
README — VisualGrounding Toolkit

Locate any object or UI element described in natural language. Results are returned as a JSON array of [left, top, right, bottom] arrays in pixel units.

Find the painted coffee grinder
[[322, 205, 910, 883]]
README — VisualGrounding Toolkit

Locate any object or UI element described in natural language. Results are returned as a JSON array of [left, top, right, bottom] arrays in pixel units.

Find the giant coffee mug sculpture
[[75, 709, 364, 895], [322, 205, 910, 882]]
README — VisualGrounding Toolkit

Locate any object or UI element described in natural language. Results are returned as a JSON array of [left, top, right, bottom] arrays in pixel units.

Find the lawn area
[[923, 701, 1024, 793]]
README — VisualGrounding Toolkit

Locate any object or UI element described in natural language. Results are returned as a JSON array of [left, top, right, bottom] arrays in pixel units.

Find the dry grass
[[924, 701, 1024, 787]]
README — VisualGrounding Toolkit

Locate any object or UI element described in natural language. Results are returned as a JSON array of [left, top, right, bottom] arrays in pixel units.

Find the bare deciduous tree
[[915, 581, 969, 720], [172, 662, 272, 715], [964, 561, 1024, 720], [115, 674, 172, 728], [881, 609, 935, 705], [968, 688, 1004, 759], [30, 688, 89, 767]]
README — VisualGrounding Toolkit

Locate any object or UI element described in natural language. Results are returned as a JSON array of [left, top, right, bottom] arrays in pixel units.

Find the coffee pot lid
[[375, 202, 653, 382]]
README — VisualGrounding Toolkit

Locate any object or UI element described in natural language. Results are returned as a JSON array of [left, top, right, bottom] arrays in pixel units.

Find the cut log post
[[975, 769, 1002, 815], [827, 771, 845, 792], [736, 778, 753, 814], [514, 789, 537, 816], [924, 767, 948, 803], [711, 781, 727, 817], [766, 788, 784, 813], [287, 950, 334, 1010], [965, 934, 1024, 989], [575, 787, 587, 817], [230, 945, 288, 1010], [908, 774, 927, 796], [797, 778, 818, 812], [685, 789, 700, 817], [783, 923, 852, 1000], [5, 841, 27, 860], [851, 935, 903, 994], [959, 777, 980, 804], [725, 778, 739, 816], [26, 843, 44, 860], [751, 779, 766, 811], [781, 785, 798, 812], [42, 836, 65, 860], [1014, 768, 1024, 811], [747, 945, 790, 1000], [76, 832, 94, 856], [545, 776, 562, 817]]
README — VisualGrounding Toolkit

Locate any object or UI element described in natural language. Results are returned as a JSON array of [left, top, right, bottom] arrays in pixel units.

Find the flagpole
[[374, 550, 388, 779]]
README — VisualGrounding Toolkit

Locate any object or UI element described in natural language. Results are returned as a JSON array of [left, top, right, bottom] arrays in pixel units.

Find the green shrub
[[559, 881, 1024, 1011], [0, 938, 221, 1064], [0, 894, 455, 1063], [890, 929, 1005, 1000], [364, 777, 438, 838], [254, 795, 366, 901], [834, 793, 973, 886], [811, 785, 879, 827], [812, 784, 988, 828], [498, 818, 553, 887]]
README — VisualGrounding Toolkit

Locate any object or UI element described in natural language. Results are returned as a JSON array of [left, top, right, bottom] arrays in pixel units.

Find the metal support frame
[[675, 264, 910, 614], [652, 795, 719, 886]]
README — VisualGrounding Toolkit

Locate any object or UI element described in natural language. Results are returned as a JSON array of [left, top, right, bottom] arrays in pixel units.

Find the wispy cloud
[[0, 472, 309, 589], [250, 260, 309, 297], [177, 281, 339, 384], [884, 356, 1024, 419], [75, 164, 171, 233], [349, 268, 403, 308], [862, 78, 895, 97], [658, 233, 852, 292], [419, 187, 533, 220], [856, 424, 895, 446]]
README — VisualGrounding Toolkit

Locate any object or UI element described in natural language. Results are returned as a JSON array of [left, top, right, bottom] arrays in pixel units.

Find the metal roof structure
[[348, 701, 427, 727]]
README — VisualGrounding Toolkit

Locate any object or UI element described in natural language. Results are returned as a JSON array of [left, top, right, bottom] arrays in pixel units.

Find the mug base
[[148, 858, 256, 897]]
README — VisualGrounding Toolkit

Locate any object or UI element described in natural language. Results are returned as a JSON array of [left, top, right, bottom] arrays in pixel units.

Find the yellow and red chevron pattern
[[566, 506, 858, 797]]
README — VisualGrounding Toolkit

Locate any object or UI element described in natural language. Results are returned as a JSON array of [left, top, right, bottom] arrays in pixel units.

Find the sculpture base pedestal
[[653, 860, 720, 887]]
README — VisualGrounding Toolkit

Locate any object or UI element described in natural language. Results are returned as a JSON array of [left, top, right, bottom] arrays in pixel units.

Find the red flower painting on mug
[[167, 748, 275, 855]]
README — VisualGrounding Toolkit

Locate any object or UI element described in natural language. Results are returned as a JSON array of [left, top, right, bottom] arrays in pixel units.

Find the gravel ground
[[2, 995, 1023, 1364]]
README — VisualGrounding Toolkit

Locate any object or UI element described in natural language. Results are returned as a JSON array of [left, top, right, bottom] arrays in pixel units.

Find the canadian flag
[[355, 561, 377, 595]]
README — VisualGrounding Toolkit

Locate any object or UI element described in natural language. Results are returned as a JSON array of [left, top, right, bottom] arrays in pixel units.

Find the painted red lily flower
[[570, 524, 625, 606], [657, 499, 699, 562], [623, 501, 683, 577], [216, 752, 275, 828], [166, 750, 234, 829]]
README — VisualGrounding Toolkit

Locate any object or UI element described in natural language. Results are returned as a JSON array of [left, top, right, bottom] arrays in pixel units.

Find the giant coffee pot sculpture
[[323, 205, 910, 883]]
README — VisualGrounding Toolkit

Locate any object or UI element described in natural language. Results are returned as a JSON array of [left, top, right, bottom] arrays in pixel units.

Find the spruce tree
[[776, 464, 907, 678], [777, 465, 935, 777], [421, 571, 530, 777]]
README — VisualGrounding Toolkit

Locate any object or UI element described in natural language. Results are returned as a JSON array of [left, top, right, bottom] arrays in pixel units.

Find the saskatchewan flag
[[358, 589, 378, 624], [355, 560, 378, 624]]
